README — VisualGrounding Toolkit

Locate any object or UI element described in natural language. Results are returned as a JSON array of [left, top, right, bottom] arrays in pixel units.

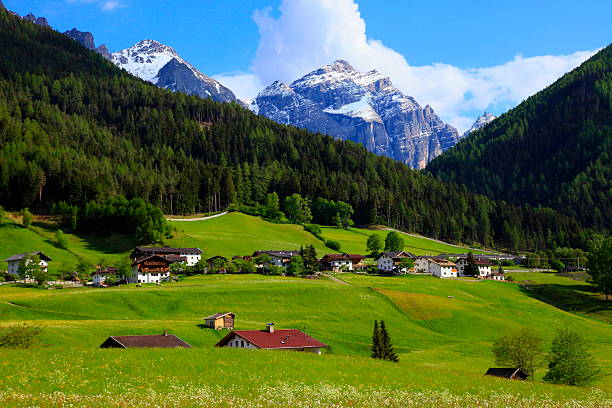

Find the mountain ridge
[[251, 60, 462, 169]]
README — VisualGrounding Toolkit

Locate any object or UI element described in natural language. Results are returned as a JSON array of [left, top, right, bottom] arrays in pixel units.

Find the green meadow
[[0, 273, 610, 406]]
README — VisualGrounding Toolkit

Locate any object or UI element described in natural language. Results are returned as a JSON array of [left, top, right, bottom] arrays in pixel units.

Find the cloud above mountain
[[216, 0, 596, 131]]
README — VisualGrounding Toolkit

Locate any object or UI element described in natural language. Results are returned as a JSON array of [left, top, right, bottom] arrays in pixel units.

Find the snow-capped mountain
[[464, 112, 496, 136], [112, 40, 236, 103], [251, 60, 461, 169], [64, 28, 112, 60]]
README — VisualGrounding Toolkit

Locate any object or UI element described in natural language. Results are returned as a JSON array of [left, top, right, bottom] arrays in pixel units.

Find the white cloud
[[101, 1, 120, 11], [217, 0, 596, 132], [212, 71, 264, 103], [66, 0, 123, 12]]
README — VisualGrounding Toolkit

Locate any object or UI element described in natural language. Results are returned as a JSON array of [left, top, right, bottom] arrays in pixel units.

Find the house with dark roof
[[485, 368, 528, 380], [375, 251, 416, 274], [204, 312, 235, 329], [215, 323, 327, 354], [129, 255, 178, 284], [251, 251, 301, 268], [100, 332, 191, 348], [4, 252, 52, 276], [131, 246, 202, 266], [320, 253, 366, 271]]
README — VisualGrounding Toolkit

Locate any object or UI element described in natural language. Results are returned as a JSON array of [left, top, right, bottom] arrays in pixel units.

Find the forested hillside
[[428, 45, 612, 231], [0, 10, 591, 251]]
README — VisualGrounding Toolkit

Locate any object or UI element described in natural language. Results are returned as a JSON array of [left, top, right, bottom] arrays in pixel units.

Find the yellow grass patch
[[375, 289, 466, 320]]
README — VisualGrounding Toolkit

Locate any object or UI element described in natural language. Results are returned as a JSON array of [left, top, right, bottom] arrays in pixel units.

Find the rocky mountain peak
[[23, 12, 49, 27], [64, 28, 95, 49], [253, 61, 461, 169], [464, 112, 497, 136]]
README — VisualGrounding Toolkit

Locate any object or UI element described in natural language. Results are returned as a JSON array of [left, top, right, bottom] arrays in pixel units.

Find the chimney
[[266, 323, 275, 333], [162, 330, 168, 336]]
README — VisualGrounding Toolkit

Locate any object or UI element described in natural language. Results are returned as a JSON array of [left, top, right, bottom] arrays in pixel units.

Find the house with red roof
[[320, 253, 366, 271], [215, 323, 327, 354]]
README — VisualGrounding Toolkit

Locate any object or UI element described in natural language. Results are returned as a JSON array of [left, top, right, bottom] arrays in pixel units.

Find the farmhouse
[[320, 253, 366, 271], [130, 255, 175, 284], [485, 368, 528, 380], [131, 246, 202, 266], [252, 250, 301, 268], [204, 312, 236, 329], [4, 252, 52, 276], [490, 272, 506, 281], [100, 331, 191, 348], [91, 267, 120, 286], [376, 251, 415, 274], [215, 323, 327, 354], [414, 257, 458, 278], [457, 257, 493, 277]]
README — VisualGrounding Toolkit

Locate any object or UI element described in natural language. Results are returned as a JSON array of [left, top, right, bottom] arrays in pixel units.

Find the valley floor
[[0, 273, 610, 407]]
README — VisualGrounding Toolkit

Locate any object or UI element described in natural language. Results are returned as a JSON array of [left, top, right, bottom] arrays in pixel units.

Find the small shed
[[485, 367, 528, 380], [204, 312, 236, 329], [100, 331, 191, 348]]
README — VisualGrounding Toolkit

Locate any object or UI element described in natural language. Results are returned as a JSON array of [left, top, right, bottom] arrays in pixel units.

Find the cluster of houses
[[3, 246, 511, 284]]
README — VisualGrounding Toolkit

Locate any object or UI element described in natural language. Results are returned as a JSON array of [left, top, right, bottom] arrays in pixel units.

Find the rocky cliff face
[[23, 13, 49, 27], [112, 40, 236, 103], [251, 60, 461, 169], [63, 28, 112, 60], [463, 112, 496, 137]]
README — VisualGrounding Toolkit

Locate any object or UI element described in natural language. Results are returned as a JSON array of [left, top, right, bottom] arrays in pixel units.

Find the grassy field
[[0, 273, 610, 406]]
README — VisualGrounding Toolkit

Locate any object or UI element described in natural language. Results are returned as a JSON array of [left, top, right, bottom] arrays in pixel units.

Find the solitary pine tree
[[370, 320, 382, 359], [379, 320, 399, 362]]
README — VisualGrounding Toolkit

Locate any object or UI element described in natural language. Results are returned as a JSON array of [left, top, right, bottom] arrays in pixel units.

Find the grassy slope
[[0, 274, 610, 404]]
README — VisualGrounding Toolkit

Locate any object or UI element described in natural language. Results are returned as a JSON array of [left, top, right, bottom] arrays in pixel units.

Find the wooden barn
[[100, 331, 191, 348], [485, 368, 528, 380], [204, 312, 236, 329]]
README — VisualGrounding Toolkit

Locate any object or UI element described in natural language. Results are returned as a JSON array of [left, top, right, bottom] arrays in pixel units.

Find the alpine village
[[0, 2, 610, 407]]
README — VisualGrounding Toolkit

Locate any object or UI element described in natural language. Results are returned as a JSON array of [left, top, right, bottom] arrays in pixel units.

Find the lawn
[[0, 273, 610, 407]]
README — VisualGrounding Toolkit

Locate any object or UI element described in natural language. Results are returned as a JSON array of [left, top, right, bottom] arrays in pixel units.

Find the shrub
[[55, 229, 68, 249], [304, 224, 324, 241], [0, 323, 43, 349], [325, 240, 341, 251], [492, 327, 543, 377]]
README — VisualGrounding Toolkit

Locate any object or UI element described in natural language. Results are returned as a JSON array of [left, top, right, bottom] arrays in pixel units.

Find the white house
[[320, 254, 365, 271], [490, 273, 506, 281], [252, 251, 301, 268], [376, 252, 415, 274], [457, 257, 493, 277], [4, 252, 52, 276], [91, 267, 122, 286], [131, 247, 202, 267], [129, 255, 173, 284], [414, 257, 458, 278], [215, 324, 327, 354]]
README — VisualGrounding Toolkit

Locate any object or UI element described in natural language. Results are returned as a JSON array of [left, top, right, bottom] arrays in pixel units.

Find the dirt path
[[321, 273, 349, 285], [377, 227, 500, 255], [166, 211, 228, 222]]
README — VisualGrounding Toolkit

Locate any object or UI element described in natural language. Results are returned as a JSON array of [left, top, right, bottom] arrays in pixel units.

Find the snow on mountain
[[112, 40, 236, 103], [252, 60, 461, 169], [464, 112, 497, 136]]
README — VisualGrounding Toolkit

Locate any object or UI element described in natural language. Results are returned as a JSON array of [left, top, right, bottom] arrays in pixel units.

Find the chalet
[[204, 312, 236, 329], [485, 368, 528, 380], [4, 252, 52, 276], [490, 272, 506, 281], [415, 257, 458, 278], [252, 251, 301, 268], [91, 267, 120, 286], [320, 253, 366, 271], [215, 323, 327, 354], [131, 246, 202, 266], [129, 255, 176, 284], [376, 252, 415, 274], [100, 331, 191, 348], [457, 257, 493, 277]]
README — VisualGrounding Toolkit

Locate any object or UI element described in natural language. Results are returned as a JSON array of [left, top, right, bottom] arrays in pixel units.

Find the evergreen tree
[[379, 320, 399, 362], [366, 234, 383, 255], [370, 320, 382, 359], [544, 328, 599, 386], [301, 245, 318, 274], [286, 255, 304, 276], [464, 252, 479, 277], [263, 192, 281, 220], [384, 231, 404, 252], [54, 229, 68, 249], [586, 235, 612, 299], [20, 208, 32, 228]]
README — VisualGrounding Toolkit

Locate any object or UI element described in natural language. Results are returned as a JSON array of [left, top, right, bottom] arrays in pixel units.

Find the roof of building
[[216, 329, 327, 350], [321, 253, 366, 261], [457, 257, 494, 266], [101, 334, 191, 348], [134, 246, 202, 254], [375, 251, 415, 260], [204, 312, 236, 320], [485, 367, 528, 379], [252, 250, 301, 258], [91, 267, 118, 276], [131, 254, 174, 266], [429, 258, 457, 267], [4, 251, 52, 263]]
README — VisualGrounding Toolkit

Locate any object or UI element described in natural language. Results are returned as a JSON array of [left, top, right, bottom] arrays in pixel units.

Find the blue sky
[[6, 0, 611, 130]]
